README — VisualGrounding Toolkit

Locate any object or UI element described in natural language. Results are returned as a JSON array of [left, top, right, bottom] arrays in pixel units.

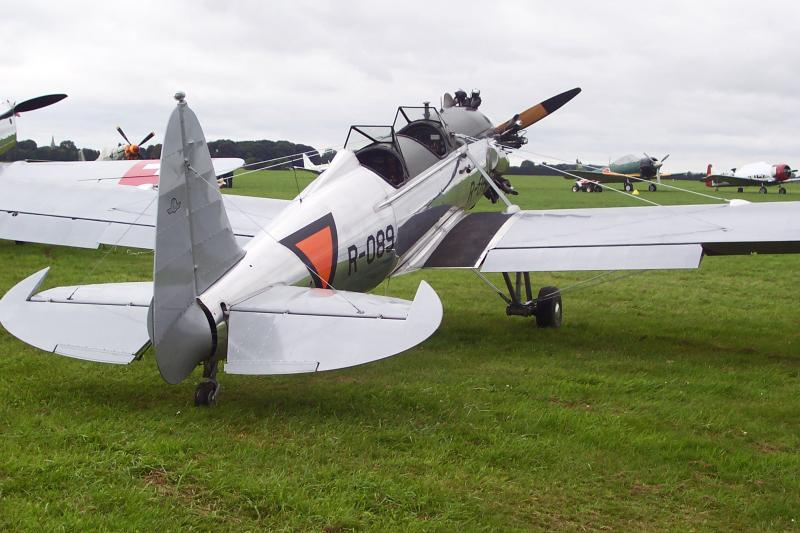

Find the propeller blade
[[12, 94, 67, 114], [138, 132, 155, 146], [495, 87, 581, 134], [116, 126, 131, 145], [0, 93, 67, 120], [661, 154, 670, 164]]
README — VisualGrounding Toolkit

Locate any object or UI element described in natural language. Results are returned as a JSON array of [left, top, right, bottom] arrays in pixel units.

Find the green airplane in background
[[0, 94, 67, 157], [567, 153, 671, 192]]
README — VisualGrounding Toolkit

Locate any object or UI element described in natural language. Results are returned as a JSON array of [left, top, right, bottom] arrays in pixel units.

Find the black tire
[[194, 381, 218, 407], [624, 183, 633, 192], [648, 183, 657, 192], [535, 286, 562, 328], [779, 187, 787, 195], [596, 185, 603, 192], [737, 187, 744, 193], [759, 186, 767, 194]]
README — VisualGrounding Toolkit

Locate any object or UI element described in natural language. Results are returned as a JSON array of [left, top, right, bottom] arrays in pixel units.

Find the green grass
[[1, 171, 798, 530]]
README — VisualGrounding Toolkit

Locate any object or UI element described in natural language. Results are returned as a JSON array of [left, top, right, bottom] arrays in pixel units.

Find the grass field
[[1, 172, 798, 530]]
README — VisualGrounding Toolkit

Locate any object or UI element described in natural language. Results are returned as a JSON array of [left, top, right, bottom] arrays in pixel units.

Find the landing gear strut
[[194, 357, 220, 407], [500, 272, 562, 328]]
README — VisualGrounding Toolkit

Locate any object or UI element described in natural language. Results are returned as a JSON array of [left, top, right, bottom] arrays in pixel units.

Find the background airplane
[[704, 162, 798, 194], [567, 153, 671, 192], [292, 151, 331, 175], [0, 94, 67, 156], [96, 126, 156, 160]]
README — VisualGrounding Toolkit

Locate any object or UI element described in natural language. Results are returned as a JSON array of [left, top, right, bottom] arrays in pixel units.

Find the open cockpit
[[344, 104, 460, 188]]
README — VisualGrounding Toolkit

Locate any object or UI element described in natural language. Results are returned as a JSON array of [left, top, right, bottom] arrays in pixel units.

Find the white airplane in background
[[0, 88, 799, 407], [293, 151, 331, 174], [705, 161, 799, 194]]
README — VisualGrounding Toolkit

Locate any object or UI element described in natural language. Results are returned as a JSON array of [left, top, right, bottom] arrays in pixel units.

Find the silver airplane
[[1, 88, 799, 406]]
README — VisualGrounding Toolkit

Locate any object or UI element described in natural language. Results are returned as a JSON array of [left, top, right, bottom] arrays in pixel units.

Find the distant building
[[50, 135, 56, 149]]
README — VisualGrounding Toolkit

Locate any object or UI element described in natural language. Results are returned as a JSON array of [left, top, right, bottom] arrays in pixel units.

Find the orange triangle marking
[[295, 226, 333, 288]]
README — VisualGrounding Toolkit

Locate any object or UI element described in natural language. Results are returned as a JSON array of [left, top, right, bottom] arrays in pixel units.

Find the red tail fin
[[704, 164, 713, 187]]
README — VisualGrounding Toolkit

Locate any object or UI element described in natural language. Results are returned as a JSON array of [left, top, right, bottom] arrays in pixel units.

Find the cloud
[[3, 0, 799, 170]]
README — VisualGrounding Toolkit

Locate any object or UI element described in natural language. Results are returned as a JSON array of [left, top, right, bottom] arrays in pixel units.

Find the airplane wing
[[292, 165, 323, 175], [0, 159, 289, 249], [567, 169, 637, 183], [705, 174, 767, 187], [417, 201, 800, 272]]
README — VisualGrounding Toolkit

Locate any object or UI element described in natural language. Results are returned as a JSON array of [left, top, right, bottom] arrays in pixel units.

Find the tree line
[[1, 138, 334, 166], [1, 142, 702, 179]]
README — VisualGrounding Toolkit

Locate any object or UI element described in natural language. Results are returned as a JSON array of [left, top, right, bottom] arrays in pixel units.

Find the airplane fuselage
[[705, 161, 795, 190], [199, 141, 491, 325], [0, 105, 15, 157]]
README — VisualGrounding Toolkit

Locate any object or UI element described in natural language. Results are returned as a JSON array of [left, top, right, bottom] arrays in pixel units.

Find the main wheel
[[648, 183, 657, 192], [535, 286, 562, 328], [779, 187, 787, 195], [737, 187, 744, 193], [194, 380, 219, 407], [624, 182, 633, 192], [759, 186, 767, 194], [596, 185, 603, 192]]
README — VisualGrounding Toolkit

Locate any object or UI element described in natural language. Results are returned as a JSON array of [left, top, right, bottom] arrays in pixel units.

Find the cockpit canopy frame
[[344, 125, 409, 188], [393, 106, 453, 158]]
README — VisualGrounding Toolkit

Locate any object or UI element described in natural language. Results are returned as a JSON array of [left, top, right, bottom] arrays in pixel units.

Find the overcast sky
[[3, 0, 799, 171]]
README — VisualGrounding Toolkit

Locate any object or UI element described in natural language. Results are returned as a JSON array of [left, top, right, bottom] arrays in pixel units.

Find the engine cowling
[[773, 163, 792, 181]]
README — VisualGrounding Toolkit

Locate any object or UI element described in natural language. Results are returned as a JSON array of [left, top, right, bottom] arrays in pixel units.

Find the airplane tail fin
[[706, 164, 712, 177], [302, 153, 315, 170], [704, 164, 713, 187], [150, 93, 245, 384]]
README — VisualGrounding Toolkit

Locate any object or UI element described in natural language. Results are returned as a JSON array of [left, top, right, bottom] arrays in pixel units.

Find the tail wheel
[[194, 380, 219, 407], [535, 286, 562, 328]]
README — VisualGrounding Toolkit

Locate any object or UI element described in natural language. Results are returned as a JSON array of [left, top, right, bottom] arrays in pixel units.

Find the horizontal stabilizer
[[225, 281, 442, 375], [0, 268, 152, 364]]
